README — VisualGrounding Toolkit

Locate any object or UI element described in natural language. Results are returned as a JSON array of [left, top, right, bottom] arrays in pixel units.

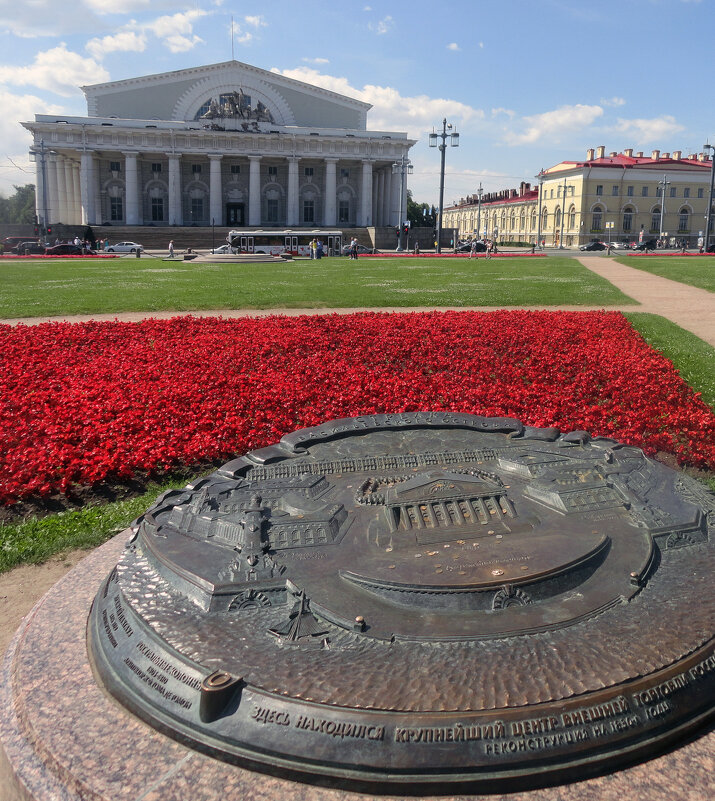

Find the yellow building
[[443, 146, 714, 247]]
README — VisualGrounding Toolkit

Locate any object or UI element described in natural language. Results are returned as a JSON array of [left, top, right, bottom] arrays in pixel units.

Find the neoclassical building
[[23, 61, 415, 229], [444, 146, 714, 247]]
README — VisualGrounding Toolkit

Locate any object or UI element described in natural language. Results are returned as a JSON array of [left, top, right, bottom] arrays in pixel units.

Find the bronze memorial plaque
[[88, 413, 715, 789]]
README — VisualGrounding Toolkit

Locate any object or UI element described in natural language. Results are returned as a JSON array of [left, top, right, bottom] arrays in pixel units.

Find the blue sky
[[0, 0, 712, 206]]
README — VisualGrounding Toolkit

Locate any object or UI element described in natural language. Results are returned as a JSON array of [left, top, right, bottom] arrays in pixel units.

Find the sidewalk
[[577, 256, 715, 347]]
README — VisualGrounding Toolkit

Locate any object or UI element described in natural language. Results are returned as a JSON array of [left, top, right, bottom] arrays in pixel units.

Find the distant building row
[[442, 146, 714, 247]]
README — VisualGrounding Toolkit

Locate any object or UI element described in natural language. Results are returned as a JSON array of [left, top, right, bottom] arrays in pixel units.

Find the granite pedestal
[[1, 533, 713, 801]]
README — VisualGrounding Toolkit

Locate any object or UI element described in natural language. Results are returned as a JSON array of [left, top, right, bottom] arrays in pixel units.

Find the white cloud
[[492, 107, 515, 119], [302, 57, 329, 65], [272, 67, 483, 140], [447, 43, 460, 51], [601, 96, 626, 107], [611, 115, 685, 142], [244, 15, 266, 28], [0, 89, 66, 196], [0, 44, 109, 96], [145, 9, 208, 53], [86, 30, 147, 60], [503, 104, 604, 145], [369, 15, 393, 34]]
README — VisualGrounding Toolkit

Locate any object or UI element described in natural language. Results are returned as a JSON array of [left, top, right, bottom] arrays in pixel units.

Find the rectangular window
[[268, 165, 277, 176], [304, 167, 314, 177], [230, 164, 240, 174], [340, 168, 350, 178], [698, 188, 704, 198], [642, 186, 649, 196], [338, 200, 350, 223], [151, 197, 164, 221], [670, 187, 677, 197], [110, 196, 123, 221], [612, 185, 619, 196], [303, 199, 315, 223], [192, 164, 201, 174], [110, 161, 121, 172], [595, 185, 603, 196], [191, 197, 203, 221], [151, 163, 162, 173], [684, 187, 690, 198], [266, 198, 279, 223], [627, 186, 634, 196]]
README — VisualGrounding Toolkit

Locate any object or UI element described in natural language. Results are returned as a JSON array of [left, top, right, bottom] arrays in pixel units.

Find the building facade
[[443, 146, 714, 247], [23, 61, 415, 230]]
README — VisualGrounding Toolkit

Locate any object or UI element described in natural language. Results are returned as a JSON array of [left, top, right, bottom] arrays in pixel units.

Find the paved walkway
[[1, 256, 713, 346]]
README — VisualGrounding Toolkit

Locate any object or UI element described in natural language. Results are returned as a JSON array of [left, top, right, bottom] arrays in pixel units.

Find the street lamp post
[[392, 155, 413, 252], [658, 174, 671, 245], [28, 139, 49, 239], [429, 119, 459, 253], [535, 169, 545, 248], [704, 143, 715, 252], [476, 183, 483, 239], [559, 177, 567, 248]]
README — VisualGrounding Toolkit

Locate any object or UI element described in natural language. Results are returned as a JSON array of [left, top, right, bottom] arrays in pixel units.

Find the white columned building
[[22, 60, 415, 231]]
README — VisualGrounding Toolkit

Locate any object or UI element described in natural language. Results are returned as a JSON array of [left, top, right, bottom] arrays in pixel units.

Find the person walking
[[309, 238, 317, 259], [168, 240, 174, 258]]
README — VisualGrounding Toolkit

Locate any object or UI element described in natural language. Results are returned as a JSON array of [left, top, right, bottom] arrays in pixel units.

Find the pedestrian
[[168, 240, 174, 258], [469, 239, 477, 259], [485, 239, 492, 259], [316, 240, 324, 259], [309, 238, 317, 259]]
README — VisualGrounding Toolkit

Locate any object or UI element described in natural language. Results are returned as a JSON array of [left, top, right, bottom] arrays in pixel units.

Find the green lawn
[[614, 255, 715, 293], [0, 255, 635, 318]]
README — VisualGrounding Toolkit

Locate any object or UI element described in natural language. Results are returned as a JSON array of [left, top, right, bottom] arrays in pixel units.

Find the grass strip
[[0, 255, 634, 317], [0, 477, 192, 573], [615, 255, 715, 292]]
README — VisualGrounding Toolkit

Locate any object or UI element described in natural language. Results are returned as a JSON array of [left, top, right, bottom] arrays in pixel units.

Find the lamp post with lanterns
[[28, 139, 50, 240], [704, 143, 715, 252], [429, 119, 459, 253], [392, 155, 413, 252]]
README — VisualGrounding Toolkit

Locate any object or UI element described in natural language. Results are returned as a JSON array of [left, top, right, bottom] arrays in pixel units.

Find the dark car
[[2, 236, 34, 251], [341, 243, 377, 256], [44, 244, 96, 256], [579, 241, 607, 251], [632, 239, 657, 252], [456, 240, 487, 252], [13, 241, 46, 255]]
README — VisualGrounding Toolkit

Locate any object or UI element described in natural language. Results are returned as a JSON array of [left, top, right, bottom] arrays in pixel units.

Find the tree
[[0, 185, 36, 224], [406, 190, 436, 228]]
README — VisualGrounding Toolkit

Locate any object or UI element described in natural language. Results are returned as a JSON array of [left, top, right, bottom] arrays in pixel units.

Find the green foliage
[[0, 477, 192, 573], [407, 190, 436, 228], [0, 184, 36, 224], [0, 256, 635, 317]]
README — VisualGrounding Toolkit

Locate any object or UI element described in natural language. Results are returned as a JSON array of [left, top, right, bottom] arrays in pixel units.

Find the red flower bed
[[0, 311, 712, 505]]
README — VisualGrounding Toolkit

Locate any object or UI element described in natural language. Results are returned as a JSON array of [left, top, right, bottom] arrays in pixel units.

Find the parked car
[[608, 242, 629, 250], [210, 244, 233, 254], [106, 241, 144, 253], [632, 239, 657, 251], [340, 243, 377, 256], [2, 236, 33, 251], [456, 240, 487, 253], [579, 241, 607, 251], [13, 241, 46, 255], [44, 244, 96, 256]]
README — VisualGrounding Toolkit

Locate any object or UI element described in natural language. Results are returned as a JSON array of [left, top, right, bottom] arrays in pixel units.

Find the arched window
[[651, 207, 661, 233], [509, 209, 516, 230], [554, 206, 562, 229], [568, 205, 576, 228], [678, 207, 689, 232], [531, 208, 537, 230], [500, 210, 506, 230], [519, 208, 525, 230], [622, 207, 634, 232], [592, 206, 603, 231], [542, 207, 548, 231]]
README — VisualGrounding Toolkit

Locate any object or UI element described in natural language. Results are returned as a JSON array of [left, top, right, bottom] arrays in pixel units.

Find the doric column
[[56, 157, 68, 223], [324, 158, 337, 226], [34, 153, 47, 231], [382, 169, 392, 227], [168, 154, 182, 226], [124, 152, 139, 225], [372, 168, 379, 227], [47, 155, 59, 226], [248, 155, 262, 226], [390, 167, 401, 227], [376, 169, 385, 226], [209, 155, 223, 225], [64, 159, 77, 223], [360, 160, 373, 227], [72, 162, 82, 225], [80, 153, 95, 225], [286, 157, 299, 226]]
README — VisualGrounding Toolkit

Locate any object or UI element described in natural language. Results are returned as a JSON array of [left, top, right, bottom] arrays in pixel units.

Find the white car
[[106, 241, 144, 253], [211, 244, 233, 254]]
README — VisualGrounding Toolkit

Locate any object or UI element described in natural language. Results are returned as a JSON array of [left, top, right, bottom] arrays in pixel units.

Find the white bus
[[226, 229, 342, 257]]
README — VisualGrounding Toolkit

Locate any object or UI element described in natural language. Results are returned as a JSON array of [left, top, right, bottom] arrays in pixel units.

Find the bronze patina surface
[[87, 413, 715, 789]]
